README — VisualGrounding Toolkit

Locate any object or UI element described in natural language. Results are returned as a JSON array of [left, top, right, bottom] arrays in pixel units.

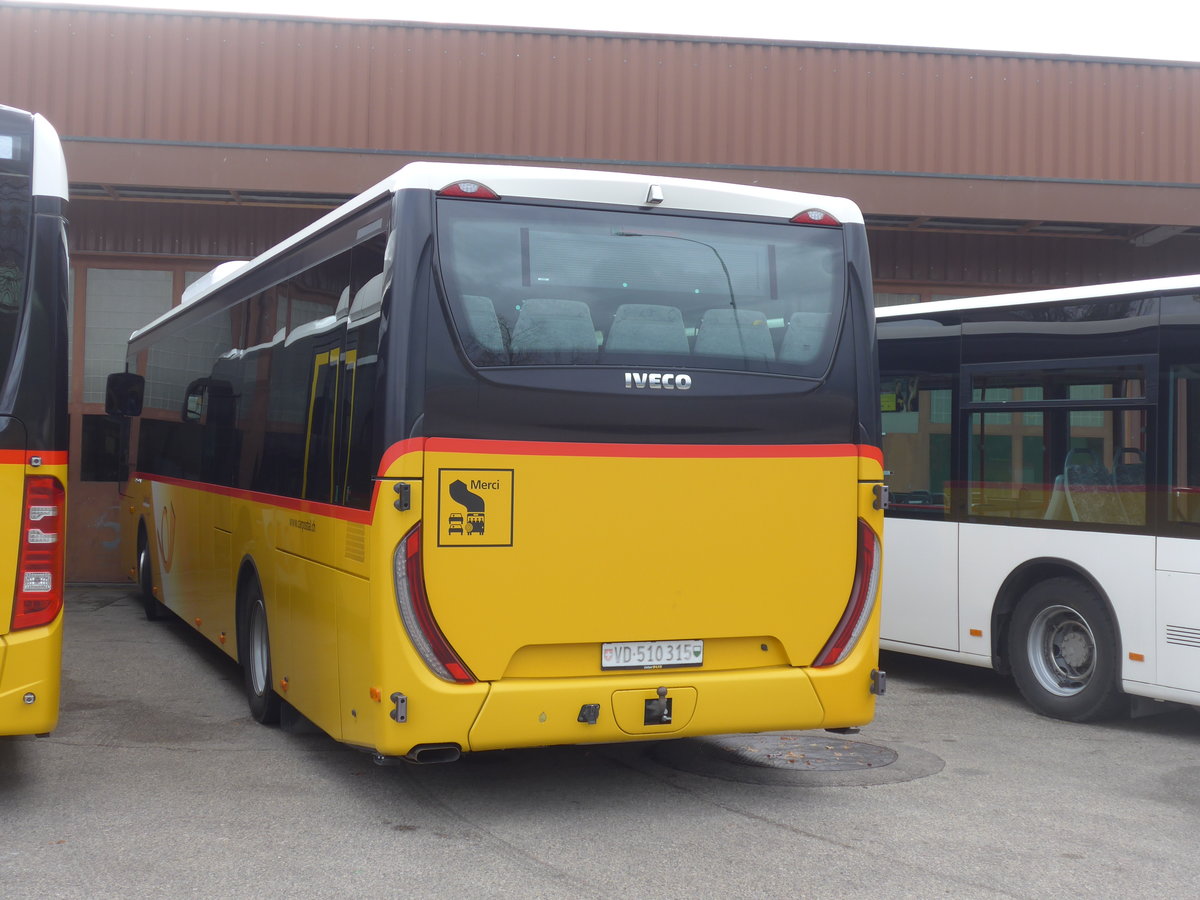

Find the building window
[[83, 269, 173, 402], [79, 414, 125, 482]]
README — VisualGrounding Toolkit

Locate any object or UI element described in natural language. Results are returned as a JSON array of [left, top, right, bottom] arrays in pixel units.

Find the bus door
[[178, 372, 237, 635], [878, 309, 963, 654], [275, 327, 371, 739], [1156, 303, 1200, 698]]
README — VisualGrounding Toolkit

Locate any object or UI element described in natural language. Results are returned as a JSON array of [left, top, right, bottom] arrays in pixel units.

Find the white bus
[[878, 275, 1200, 720]]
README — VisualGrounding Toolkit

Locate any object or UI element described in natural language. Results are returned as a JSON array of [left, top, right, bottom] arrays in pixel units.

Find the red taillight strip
[[813, 519, 880, 668], [393, 525, 475, 684], [11, 476, 66, 631]]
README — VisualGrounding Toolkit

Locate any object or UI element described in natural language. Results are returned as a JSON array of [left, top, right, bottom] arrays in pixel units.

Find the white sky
[[25, 0, 1200, 64]]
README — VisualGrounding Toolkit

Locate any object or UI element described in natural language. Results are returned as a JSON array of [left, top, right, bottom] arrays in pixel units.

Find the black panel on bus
[[400, 191, 873, 449]]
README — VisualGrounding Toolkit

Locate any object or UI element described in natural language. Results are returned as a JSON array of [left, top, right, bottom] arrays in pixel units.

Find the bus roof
[[130, 161, 865, 342], [0, 104, 68, 201], [876, 273, 1200, 320]]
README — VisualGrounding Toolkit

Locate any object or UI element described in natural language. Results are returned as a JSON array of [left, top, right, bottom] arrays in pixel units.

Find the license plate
[[601, 639, 703, 670]]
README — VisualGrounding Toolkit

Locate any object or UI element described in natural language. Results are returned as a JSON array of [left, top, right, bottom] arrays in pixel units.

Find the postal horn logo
[[158, 502, 177, 574]]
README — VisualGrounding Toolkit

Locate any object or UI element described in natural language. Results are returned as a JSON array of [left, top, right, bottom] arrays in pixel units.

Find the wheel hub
[[1058, 628, 1092, 671], [1028, 603, 1097, 696]]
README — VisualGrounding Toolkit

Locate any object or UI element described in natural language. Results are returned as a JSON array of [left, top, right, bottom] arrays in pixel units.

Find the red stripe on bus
[[133, 473, 375, 525], [377, 437, 428, 474], [0, 450, 69, 467], [380, 437, 882, 468]]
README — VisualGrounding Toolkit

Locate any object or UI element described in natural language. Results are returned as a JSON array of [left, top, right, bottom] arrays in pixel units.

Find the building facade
[[2, 2, 1198, 579]]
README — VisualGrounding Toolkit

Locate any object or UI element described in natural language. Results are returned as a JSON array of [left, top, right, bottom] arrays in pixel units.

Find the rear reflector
[[813, 519, 880, 667], [791, 208, 842, 227], [12, 476, 66, 631], [393, 525, 476, 684], [437, 180, 500, 200]]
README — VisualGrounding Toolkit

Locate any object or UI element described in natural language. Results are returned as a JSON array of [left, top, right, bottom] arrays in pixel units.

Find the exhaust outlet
[[405, 743, 462, 765]]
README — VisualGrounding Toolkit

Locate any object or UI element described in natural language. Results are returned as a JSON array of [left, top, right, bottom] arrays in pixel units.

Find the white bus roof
[[131, 161, 865, 342], [1, 104, 68, 201], [877, 273, 1200, 320], [31, 114, 68, 201]]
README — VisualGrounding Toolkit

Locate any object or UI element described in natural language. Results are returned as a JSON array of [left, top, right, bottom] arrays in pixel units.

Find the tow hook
[[644, 686, 672, 726]]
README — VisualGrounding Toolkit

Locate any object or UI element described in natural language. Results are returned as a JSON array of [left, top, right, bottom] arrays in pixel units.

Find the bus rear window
[[435, 200, 845, 376]]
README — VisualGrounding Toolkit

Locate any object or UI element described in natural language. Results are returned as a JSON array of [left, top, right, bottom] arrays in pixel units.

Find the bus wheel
[[241, 584, 282, 725], [1008, 577, 1124, 722], [137, 530, 165, 622]]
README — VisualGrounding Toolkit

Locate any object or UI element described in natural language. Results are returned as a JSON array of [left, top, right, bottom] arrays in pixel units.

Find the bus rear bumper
[[465, 665, 862, 752], [0, 614, 63, 736]]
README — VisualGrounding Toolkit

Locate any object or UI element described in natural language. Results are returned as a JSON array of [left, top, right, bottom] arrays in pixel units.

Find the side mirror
[[105, 372, 144, 417]]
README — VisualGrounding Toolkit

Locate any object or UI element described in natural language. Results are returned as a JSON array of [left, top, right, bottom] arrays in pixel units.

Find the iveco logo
[[624, 372, 693, 390]]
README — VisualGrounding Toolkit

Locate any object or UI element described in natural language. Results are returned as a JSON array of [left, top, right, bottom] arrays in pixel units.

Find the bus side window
[[881, 377, 953, 520], [1167, 364, 1200, 525], [337, 235, 386, 510]]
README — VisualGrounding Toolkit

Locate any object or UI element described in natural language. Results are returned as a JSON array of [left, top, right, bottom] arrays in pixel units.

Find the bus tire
[[1008, 577, 1125, 722], [241, 582, 282, 725], [137, 529, 165, 622]]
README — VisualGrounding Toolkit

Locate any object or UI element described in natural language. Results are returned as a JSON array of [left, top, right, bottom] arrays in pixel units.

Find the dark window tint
[[80, 414, 124, 481], [436, 200, 846, 376], [0, 181, 32, 372], [236, 234, 385, 507], [133, 227, 385, 508], [1162, 294, 1200, 532]]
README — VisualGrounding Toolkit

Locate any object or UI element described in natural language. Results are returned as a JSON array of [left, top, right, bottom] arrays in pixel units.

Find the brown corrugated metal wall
[[68, 200, 319, 259], [3, 5, 1199, 186], [5, 4, 1199, 580]]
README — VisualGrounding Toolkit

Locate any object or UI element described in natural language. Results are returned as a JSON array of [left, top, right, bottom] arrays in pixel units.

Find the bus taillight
[[791, 208, 842, 227], [813, 519, 881, 668], [393, 525, 476, 684], [437, 180, 500, 200], [11, 475, 66, 631]]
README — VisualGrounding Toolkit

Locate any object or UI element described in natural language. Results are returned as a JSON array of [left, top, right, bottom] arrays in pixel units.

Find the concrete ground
[[2, 584, 1199, 898]]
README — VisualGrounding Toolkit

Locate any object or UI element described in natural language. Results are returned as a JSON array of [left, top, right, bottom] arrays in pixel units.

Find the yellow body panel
[[0, 460, 68, 736], [124, 442, 882, 757], [421, 448, 860, 679], [0, 614, 63, 736]]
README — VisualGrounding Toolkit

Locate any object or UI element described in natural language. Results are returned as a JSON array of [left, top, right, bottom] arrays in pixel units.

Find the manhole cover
[[651, 731, 943, 787], [712, 733, 898, 771]]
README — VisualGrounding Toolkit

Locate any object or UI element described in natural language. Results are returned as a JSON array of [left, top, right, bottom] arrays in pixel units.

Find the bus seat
[[1044, 475, 1070, 520], [1063, 448, 1124, 524], [779, 311, 830, 364], [604, 304, 689, 355], [511, 298, 597, 357], [461, 294, 508, 355], [335, 285, 351, 320], [1113, 447, 1145, 487], [1113, 447, 1146, 525], [694, 308, 774, 361]]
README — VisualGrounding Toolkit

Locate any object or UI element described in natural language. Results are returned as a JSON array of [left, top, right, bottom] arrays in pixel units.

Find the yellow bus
[[0, 105, 70, 737], [108, 163, 884, 762]]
